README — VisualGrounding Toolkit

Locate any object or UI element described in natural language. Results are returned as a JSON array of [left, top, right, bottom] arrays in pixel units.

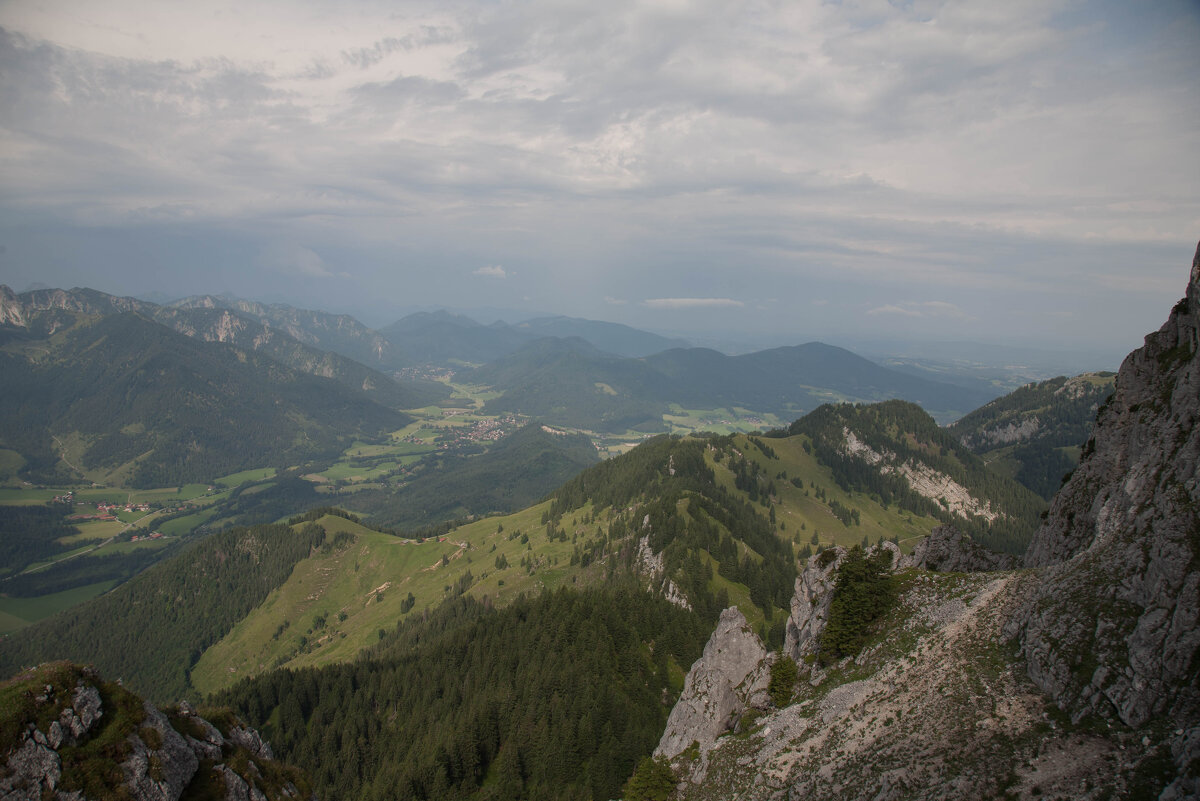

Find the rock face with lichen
[[783, 547, 845, 663], [654, 607, 771, 779], [0, 662, 312, 801], [907, 525, 1018, 573], [1009, 242, 1200, 797]]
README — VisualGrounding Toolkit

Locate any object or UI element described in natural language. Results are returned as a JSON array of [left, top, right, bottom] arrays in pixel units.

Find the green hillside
[[0, 397, 1036, 801], [0, 521, 328, 701], [786, 400, 1046, 554], [472, 338, 668, 432], [0, 312, 409, 487], [346, 422, 602, 528], [947, 372, 1115, 498], [470, 339, 997, 434], [0, 405, 977, 702]]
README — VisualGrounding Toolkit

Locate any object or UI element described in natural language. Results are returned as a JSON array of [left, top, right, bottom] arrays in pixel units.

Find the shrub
[[817, 546, 897, 664], [768, 655, 799, 707], [622, 755, 676, 801]]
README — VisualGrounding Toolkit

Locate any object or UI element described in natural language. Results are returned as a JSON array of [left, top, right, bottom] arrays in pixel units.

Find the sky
[[1, 0, 1198, 360]]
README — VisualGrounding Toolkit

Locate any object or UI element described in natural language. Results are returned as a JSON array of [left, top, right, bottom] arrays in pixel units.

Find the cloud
[[0, 1, 1196, 352], [867, 304, 923, 318], [643, 297, 744, 309], [867, 301, 970, 320], [604, 296, 628, 305], [259, 244, 344, 279], [473, 265, 507, 278]]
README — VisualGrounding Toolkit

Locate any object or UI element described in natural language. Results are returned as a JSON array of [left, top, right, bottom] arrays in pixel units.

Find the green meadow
[[0, 580, 119, 634]]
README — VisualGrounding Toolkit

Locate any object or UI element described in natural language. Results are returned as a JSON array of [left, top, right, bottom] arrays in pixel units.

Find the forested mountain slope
[[785, 399, 1045, 554], [1, 285, 448, 409], [347, 422, 601, 528], [948, 372, 1115, 498], [216, 587, 708, 801], [0, 311, 409, 487], [471, 338, 998, 433], [0, 522, 328, 701]]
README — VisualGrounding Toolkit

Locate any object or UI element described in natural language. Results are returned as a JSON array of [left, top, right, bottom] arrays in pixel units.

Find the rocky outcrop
[[1009, 243, 1200, 789], [0, 284, 26, 327], [1013, 243, 1200, 725], [121, 704, 200, 801], [842, 430, 1000, 522], [0, 663, 311, 801], [668, 566, 1190, 801], [783, 547, 845, 662], [784, 542, 907, 664], [655, 607, 771, 776], [906, 525, 1018, 573], [635, 535, 692, 610], [1023, 246, 1200, 568]]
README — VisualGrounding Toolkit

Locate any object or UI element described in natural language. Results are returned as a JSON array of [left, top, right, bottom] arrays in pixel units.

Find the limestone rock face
[[0, 663, 310, 801], [228, 727, 275, 761], [907, 525, 1018, 573], [120, 704, 200, 801], [0, 735, 62, 799], [783, 547, 845, 662], [655, 607, 770, 768], [635, 535, 693, 610], [1014, 243, 1200, 736]]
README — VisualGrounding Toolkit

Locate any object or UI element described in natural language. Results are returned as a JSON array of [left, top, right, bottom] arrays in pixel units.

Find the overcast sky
[[1, 0, 1197, 358]]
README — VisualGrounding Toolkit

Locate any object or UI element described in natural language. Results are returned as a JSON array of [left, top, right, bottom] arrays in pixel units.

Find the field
[[214, 467, 277, 487], [57, 519, 124, 544], [0, 580, 119, 634], [156, 509, 218, 536], [663, 405, 785, 436], [0, 450, 25, 482], [92, 538, 173, 556]]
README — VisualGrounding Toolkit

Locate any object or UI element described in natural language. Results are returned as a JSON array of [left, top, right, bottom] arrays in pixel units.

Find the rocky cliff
[[0, 662, 310, 801], [654, 607, 771, 781], [782, 547, 845, 663], [1009, 243, 1200, 782], [906, 525, 1018, 573]]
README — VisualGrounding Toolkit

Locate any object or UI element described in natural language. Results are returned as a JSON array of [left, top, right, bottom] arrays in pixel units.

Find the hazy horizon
[[2, 0, 1198, 360]]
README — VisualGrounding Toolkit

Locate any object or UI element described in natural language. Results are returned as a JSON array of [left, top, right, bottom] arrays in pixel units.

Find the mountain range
[[1, 243, 1195, 799], [472, 337, 995, 431]]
